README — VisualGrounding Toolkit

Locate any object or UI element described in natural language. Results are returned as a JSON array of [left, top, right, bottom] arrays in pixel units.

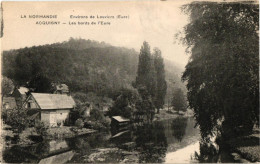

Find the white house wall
[[41, 110, 70, 127]]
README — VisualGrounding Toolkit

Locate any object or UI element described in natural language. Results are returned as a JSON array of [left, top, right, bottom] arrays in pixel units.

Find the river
[[2, 117, 203, 163]]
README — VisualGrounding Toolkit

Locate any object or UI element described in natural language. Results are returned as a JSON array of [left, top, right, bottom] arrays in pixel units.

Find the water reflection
[[3, 117, 202, 163], [171, 117, 188, 142], [2, 139, 73, 163], [134, 122, 168, 163]]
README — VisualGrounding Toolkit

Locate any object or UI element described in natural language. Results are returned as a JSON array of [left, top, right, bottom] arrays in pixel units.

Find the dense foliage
[[135, 41, 157, 101], [171, 88, 187, 113], [35, 121, 48, 136], [2, 108, 30, 133], [109, 42, 168, 121], [135, 42, 167, 115], [153, 48, 167, 113], [181, 2, 259, 139], [1, 76, 14, 98], [108, 88, 139, 119], [3, 38, 183, 101], [2, 38, 138, 96]]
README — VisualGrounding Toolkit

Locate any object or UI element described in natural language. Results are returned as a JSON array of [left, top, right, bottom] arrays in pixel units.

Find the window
[[28, 102, 31, 109]]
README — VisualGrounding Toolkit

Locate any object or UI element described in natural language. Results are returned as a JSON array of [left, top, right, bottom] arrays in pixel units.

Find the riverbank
[[165, 141, 199, 163], [154, 109, 193, 121], [2, 126, 96, 147], [227, 128, 260, 162]]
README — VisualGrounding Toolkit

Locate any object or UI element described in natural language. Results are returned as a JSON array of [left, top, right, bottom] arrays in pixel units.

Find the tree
[[27, 74, 53, 93], [135, 41, 157, 121], [136, 86, 156, 122], [181, 2, 259, 139], [135, 41, 157, 101], [171, 88, 187, 113], [153, 48, 167, 113], [108, 88, 139, 120], [1, 76, 14, 98]]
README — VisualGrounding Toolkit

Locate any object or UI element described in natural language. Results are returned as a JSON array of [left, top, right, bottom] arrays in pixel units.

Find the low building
[[111, 116, 130, 134], [23, 93, 75, 127], [2, 97, 17, 110]]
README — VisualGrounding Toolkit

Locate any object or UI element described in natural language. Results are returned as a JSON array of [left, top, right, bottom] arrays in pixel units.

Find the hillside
[[2, 38, 186, 103]]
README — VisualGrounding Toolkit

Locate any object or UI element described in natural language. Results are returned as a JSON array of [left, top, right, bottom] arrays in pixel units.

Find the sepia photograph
[[0, 0, 259, 163]]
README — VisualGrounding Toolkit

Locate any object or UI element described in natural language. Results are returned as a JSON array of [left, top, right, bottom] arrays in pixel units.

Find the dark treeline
[[2, 38, 184, 101]]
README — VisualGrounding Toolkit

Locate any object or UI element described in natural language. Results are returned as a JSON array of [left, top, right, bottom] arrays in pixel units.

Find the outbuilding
[[111, 116, 130, 133]]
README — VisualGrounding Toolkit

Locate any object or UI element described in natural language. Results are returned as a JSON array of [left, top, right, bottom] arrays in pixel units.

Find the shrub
[[4, 108, 30, 133], [35, 121, 49, 136], [83, 109, 111, 130], [90, 108, 104, 121], [75, 118, 84, 128]]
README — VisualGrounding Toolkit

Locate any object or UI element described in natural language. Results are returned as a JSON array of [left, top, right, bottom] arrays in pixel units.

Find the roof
[[56, 84, 69, 92], [31, 93, 75, 110], [2, 97, 17, 109], [112, 116, 130, 122], [18, 87, 29, 95]]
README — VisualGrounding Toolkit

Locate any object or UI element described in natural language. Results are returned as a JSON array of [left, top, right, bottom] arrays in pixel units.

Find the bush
[[4, 108, 30, 133], [35, 121, 48, 136], [90, 108, 104, 121], [75, 118, 84, 128], [82, 109, 111, 131]]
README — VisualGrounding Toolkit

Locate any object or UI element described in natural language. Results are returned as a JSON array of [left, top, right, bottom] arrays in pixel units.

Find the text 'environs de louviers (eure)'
[[20, 14, 130, 25]]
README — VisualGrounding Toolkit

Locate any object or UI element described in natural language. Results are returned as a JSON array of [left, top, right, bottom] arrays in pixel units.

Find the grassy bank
[[2, 126, 96, 147], [154, 110, 178, 121], [227, 129, 260, 162], [154, 109, 193, 121]]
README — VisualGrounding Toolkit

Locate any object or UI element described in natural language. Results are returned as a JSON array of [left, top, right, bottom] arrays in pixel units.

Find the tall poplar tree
[[135, 41, 156, 121], [136, 41, 157, 99], [153, 48, 167, 113]]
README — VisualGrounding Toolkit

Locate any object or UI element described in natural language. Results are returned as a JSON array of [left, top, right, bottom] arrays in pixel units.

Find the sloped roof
[[112, 116, 130, 122], [18, 87, 29, 95], [31, 93, 75, 110], [2, 97, 17, 109]]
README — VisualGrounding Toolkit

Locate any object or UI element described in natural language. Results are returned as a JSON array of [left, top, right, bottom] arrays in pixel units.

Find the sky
[[1, 1, 190, 67]]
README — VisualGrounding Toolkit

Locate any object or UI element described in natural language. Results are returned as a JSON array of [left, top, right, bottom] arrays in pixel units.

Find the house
[[53, 84, 69, 95], [23, 93, 75, 127], [12, 86, 29, 107], [2, 97, 17, 110]]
